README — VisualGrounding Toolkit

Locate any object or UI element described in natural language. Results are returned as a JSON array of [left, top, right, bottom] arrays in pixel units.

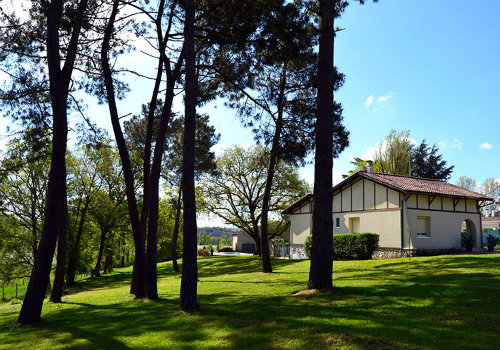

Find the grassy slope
[[0, 255, 499, 350]]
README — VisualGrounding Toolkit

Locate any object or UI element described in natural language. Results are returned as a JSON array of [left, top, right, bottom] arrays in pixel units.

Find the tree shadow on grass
[[0, 255, 498, 350]]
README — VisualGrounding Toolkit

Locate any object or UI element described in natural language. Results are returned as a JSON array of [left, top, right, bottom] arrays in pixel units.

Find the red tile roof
[[282, 171, 493, 215], [358, 172, 492, 201], [483, 212, 500, 222]]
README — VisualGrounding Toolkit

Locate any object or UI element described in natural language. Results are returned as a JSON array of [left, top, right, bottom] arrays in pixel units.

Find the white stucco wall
[[404, 209, 482, 250], [333, 209, 401, 247]]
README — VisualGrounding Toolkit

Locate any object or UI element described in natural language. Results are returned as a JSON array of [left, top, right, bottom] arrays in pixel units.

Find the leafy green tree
[[456, 176, 478, 191], [411, 140, 454, 180], [0, 130, 51, 278], [375, 130, 413, 176], [200, 146, 309, 254], [211, 2, 348, 273]]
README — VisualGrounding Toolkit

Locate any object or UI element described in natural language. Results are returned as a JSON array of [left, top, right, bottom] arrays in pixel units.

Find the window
[[335, 217, 340, 228], [349, 217, 360, 233], [417, 216, 430, 238]]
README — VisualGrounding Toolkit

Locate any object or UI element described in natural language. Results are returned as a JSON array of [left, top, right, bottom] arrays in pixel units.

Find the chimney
[[366, 160, 373, 174]]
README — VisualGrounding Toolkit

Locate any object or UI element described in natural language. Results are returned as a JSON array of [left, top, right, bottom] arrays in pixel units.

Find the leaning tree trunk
[[179, 0, 198, 311], [260, 65, 287, 273], [101, 0, 145, 298], [171, 183, 182, 272], [50, 186, 68, 302], [308, 0, 335, 291], [103, 255, 113, 274], [18, 0, 89, 326], [66, 199, 90, 286], [93, 226, 107, 277], [145, 78, 178, 300]]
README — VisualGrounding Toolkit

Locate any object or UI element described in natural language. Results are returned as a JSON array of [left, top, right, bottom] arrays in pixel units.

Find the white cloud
[[364, 95, 375, 108], [332, 168, 343, 186], [480, 142, 493, 150], [363, 91, 394, 112], [437, 138, 463, 150]]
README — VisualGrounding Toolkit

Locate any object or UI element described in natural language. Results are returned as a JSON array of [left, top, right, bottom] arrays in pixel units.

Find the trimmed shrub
[[333, 233, 379, 260], [304, 233, 380, 260]]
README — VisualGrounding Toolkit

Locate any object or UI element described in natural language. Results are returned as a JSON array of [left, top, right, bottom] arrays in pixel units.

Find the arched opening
[[461, 219, 477, 252]]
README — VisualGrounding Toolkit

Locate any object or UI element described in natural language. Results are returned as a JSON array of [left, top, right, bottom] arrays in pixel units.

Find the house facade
[[283, 169, 493, 259]]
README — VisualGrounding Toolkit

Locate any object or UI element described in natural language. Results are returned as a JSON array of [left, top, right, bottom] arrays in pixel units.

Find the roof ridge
[[372, 172, 446, 183]]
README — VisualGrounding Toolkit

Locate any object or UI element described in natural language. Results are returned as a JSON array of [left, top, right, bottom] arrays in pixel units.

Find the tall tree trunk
[[171, 183, 182, 272], [18, 0, 89, 325], [137, 0, 167, 296], [260, 65, 287, 273], [308, 0, 334, 290], [66, 199, 90, 286], [103, 255, 113, 274], [93, 226, 107, 277], [179, 0, 198, 311], [101, 0, 145, 298], [50, 186, 67, 302], [145, 79, 177, 300]]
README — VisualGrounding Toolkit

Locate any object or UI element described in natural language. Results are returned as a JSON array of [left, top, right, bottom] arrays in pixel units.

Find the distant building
[[282, 168, 493, 259], [232, 227, 290, 257], [482, 201, 500, 229]]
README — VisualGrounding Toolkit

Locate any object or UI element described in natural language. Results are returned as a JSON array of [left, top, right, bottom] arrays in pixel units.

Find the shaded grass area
[[0, 255, 499, 350]]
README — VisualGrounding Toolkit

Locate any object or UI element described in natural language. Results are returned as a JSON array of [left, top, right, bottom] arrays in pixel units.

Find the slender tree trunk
[[308, 0, 334, 290], [50, 186, 67, 302], [101, 0, 145, 298], [171, 183, 182, 272], [31, 188, 38, 259], [180, 0, 198, 311], [103, 255, 113, 274], [145, 80, 177, 299], [260, 66, 287, 273], [66, 199, 90, 286], [136, 0, 167, 296], [93, 226, 107, 277], [18, 0, 89, 324]]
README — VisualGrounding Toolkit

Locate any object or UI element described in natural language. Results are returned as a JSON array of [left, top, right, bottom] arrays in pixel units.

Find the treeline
[[0, 0, 361, 325]]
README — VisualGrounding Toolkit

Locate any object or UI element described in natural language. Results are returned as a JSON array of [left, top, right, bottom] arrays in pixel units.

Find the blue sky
[[332, 0, 500, 184], [2, 0, 497, 188], [199, 0, 500, 186]]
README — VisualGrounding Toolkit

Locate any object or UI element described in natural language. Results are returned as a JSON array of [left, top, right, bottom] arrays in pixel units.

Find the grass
[[0, 255, 499, 350]]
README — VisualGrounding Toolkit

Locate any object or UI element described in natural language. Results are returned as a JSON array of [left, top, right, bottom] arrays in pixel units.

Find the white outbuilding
[[283, 169, 493, 259]]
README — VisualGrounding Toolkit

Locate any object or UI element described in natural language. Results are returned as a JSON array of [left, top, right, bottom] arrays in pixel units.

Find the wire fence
[[1, 272, 90, 302]]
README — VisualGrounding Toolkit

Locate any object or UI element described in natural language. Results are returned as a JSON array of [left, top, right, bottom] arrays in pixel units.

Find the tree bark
[[66, 198, 90, 286], [93, 226, 107, 277], [308, 0, 334, 290], [259, 65, 287, 273], [103, 255, 113, 274], [101, 0, 145, 298], [171, 183, 182, 272], [145, 78, 178, 299], [179, 0, 198, 312], [50, 186, 67, 302], [18, 0, 89, 325]]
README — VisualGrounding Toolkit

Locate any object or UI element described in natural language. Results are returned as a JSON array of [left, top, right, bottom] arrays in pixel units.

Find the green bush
[[304, 233, 379, 260], [333, 233, 379, 260]]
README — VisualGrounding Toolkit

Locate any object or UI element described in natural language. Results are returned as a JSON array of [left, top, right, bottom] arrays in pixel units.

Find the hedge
[[304, 233, 380, 260]]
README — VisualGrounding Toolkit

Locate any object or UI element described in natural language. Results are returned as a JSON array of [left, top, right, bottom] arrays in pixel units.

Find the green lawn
[[0, 255, 499, 350]]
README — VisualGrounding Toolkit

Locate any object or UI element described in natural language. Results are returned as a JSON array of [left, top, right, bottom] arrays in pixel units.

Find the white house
[[282, 168, 493, 259]]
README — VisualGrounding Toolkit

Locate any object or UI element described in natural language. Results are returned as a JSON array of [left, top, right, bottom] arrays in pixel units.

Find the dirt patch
[[292, 289, 318, 296]]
